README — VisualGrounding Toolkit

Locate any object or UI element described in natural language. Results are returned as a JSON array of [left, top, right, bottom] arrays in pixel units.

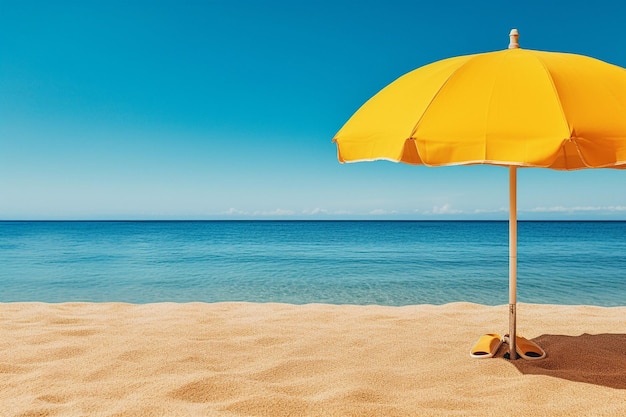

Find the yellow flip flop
[[470, 333, 502, 358], [515, 335, 546, 360]]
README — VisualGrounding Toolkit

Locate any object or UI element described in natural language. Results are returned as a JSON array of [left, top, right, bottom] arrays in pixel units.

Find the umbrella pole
[[508, 166, 518, 360]]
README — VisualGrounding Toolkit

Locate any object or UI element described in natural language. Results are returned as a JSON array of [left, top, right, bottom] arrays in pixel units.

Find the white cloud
[[302, 208, 329, 215], [369, 209, 398, 215], [252, 208, 295, 216], [219, 208, 298, 217], [221, 207, 249, 216], [527, 205, 626, 213], [221, 208, 358, 218], [473, 207, 508, 214], [430, 203, 462, 215]]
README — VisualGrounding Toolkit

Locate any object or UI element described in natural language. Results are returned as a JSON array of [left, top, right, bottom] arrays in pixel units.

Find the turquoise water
[[0, 221, 624, 306]]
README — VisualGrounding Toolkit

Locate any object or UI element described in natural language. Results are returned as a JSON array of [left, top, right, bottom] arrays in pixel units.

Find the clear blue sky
[[2, 0, 625, 220]]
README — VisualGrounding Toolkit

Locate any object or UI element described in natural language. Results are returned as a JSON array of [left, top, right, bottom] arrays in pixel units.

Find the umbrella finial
[[508, 29, 520, 49]]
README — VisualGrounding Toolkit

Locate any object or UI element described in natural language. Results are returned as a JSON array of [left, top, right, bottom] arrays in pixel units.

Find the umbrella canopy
[[333, 30, 626, 359]]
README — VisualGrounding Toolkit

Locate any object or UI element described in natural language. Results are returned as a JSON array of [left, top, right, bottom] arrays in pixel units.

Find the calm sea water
[[0, 221, 624, 306]]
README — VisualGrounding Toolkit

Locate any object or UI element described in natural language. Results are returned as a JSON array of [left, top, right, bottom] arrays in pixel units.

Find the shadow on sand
[[500, 334, 626, 389]]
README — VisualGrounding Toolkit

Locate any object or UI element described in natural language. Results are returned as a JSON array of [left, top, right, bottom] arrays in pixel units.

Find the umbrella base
[[469, 332, 545, 360], [502, 334, 546, 360]]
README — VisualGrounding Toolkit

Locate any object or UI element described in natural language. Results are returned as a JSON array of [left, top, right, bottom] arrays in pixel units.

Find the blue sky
[[1, 0, 626, 220]]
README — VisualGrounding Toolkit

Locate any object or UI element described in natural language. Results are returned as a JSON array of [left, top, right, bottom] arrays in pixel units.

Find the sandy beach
[[1, 302, 624, 416]]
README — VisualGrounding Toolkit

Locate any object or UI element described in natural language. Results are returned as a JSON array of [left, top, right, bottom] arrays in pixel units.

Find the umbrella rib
[[531, 53, 574, 141], [407, 59, 475, 141], [529, 51, 592, 170], [482, 52, 509, 164]]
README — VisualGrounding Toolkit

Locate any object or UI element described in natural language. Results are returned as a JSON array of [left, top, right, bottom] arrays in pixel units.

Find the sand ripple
[[0, 302, 624, 416]]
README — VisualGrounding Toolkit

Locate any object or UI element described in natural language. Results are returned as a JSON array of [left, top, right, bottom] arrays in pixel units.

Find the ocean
[[0, 221, 624, 306]]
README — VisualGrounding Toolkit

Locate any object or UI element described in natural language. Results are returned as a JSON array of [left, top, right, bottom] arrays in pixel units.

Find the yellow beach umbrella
[[333, 30, 626, 359]]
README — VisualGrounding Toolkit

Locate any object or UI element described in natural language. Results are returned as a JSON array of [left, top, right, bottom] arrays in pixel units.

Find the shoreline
[[1, 302, 624, 416]]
